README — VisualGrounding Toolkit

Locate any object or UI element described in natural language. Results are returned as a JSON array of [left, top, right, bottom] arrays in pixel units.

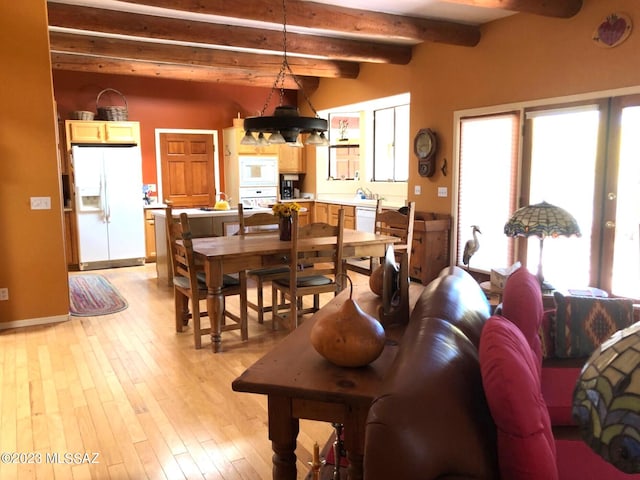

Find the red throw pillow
[[480, 315, 558, 480], [501, 267, 544, 370]]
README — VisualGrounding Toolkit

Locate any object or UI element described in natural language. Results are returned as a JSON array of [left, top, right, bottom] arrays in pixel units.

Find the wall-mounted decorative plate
[[593, 13, 632, 48]]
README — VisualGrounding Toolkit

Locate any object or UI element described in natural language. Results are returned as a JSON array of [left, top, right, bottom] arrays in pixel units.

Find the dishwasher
[[355, 206, 376, 233]]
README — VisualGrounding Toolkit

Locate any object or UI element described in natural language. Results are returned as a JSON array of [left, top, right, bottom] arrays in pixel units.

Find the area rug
[[69, 274, 128, 316]]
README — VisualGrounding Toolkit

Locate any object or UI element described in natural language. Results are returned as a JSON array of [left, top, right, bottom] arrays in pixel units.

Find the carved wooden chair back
[[271, 209, 345, 331]]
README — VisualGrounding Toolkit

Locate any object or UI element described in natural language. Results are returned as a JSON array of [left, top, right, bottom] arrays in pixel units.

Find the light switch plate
[[30, 196, 51, 210], [437, 187, 448, 198], [414, 185, 421, 195], [0, 288, 8, 301]]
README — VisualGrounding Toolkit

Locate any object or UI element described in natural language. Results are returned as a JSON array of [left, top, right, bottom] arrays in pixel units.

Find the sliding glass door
[[603, 95, 640, 297], [456, 94, 640, 299], [522, 103, 603, 289]]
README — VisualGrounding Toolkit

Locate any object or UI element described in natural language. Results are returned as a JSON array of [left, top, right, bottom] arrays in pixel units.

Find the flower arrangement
[[272, 202, 301, 218]]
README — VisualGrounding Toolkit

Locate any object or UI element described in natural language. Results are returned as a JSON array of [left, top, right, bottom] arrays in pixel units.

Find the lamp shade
[[573, 321, 640, 473], [504, 201, 581, 239]]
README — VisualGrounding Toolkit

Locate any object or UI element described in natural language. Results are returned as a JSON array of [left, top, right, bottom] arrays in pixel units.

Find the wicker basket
[[96, 88, 128, 121], [70, 110, 95, 120]]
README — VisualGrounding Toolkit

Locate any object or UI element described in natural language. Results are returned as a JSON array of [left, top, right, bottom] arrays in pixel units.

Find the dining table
[[191, 229, 398, 352]]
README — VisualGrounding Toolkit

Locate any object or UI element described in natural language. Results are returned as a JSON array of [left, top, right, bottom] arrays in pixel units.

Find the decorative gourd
[[369, 264, 384, 296], [310, 274, 386, 367]]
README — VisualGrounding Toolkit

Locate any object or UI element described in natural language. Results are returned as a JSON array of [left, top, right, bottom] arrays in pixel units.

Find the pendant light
[[242, 0, 329, 147]]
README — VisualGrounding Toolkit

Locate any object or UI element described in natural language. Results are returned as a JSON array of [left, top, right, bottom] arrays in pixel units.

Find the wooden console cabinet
[[410, 213, 451, 285], [312, 202, 450, 286]]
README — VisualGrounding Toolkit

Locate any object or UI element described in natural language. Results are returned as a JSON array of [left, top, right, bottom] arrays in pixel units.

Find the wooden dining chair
[[165, 201, 181, 289], [238, 204, 289, 324], [271, 209, 345, 331], [345, 200, 416, 276], [170, 212, 247, 349]]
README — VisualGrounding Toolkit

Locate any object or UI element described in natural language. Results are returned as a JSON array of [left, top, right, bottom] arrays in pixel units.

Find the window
[[319, 93, 410, 184], [456, 113, 519, 272], [524, 105, 600, 288], [608, 97, 640, 298], [373, 104, 409, 182], [455, 95, 640, 298], [328, 112, 360, 180]]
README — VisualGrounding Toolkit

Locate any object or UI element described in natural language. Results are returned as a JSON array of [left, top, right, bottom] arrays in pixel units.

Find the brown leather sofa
[[364, 266, 499, 479]]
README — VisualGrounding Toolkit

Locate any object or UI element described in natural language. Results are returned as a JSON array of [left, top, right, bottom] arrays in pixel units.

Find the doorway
[[154, 129, 220, 207]]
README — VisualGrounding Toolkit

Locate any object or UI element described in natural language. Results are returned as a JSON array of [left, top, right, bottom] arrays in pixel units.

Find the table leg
[[268, 396, 299, 480], [207, 285, 225, 352], [342, 407, 368, 480], [204, 258, 225, 353], [346, 452, 363, 480]]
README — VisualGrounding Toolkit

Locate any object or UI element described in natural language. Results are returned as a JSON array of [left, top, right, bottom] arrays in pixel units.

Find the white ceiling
[[309, 0, 513, 25], [51, 0, 513, 39]]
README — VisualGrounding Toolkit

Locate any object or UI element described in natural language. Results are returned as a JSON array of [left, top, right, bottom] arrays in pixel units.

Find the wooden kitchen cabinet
[[329, 204, 355, 229], [65, 120, 140, 146], [224, 125, 279, 156], [297, 209, 310, 226], [329, 144, 360, 180], [409, 213, 451, 285], [314, 202, 329, 224], [278, 144, 305, 173], [144, 208, 162, 261], [56, 110, 67, 175], [64, 211, 78, 266], [314, 202, 355, 229]]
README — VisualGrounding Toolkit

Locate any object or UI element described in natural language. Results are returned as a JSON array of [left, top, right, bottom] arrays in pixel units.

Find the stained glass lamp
[[504, 201, 581, 290], [573, 322, 640, 473]]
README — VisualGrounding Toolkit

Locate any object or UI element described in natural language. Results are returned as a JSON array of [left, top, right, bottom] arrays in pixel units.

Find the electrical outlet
[[437, 187, 448, 198], [0, 288, 8, 301], [30, 196, 51, 210], [414, 185, 421, 195]]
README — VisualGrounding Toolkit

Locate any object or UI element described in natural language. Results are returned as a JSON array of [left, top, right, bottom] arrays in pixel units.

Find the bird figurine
[[463, 225, 481, 269]]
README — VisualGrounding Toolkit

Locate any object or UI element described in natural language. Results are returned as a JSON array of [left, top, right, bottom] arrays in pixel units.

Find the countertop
[[285, 197, 382, 208], [151, 207, 272, 218], [147, 197, 396, 214], [316, 197, 406, 209]]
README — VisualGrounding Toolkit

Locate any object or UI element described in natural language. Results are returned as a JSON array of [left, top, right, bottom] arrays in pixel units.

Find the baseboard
[[0, 314, 70, 330]]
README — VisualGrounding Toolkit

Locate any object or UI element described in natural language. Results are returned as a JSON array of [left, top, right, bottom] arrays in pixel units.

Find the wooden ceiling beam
[[442, 0, 582, 18], [46, 2, 413, 65], [50, 52, 319, 90], [115, 0, 481, 46], [49, 31, 359, 79]]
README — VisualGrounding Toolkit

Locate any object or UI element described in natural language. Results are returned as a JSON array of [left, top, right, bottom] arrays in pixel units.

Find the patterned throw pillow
[[553, 292, 633, 358]]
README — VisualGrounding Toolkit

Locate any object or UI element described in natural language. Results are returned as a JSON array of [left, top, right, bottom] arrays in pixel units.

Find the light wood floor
[[0, 263, 364, 480]]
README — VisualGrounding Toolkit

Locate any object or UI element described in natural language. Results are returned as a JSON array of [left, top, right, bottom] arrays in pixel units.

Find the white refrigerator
[[72, 145, 146, 270]]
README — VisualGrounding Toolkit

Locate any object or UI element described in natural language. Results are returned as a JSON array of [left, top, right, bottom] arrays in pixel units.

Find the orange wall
[[53, 71, 297, 190], [309, 0, 640, 214], [4, 0, 640, 323], [0, 2, 69, 323]]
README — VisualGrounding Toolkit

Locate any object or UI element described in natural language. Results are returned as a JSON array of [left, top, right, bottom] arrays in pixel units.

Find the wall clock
[[414, 128, 437, 177]]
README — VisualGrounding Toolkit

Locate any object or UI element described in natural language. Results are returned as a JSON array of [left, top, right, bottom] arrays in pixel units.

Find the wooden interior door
[[160, 132, 215, 207]]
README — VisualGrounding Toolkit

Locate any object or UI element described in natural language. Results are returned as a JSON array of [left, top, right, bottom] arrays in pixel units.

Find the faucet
[[364, 188, 375, 200], [355, 187, 366, 199]]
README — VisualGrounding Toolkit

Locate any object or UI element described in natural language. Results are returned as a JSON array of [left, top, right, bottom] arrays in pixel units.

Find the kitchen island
[[152, 207, 271, 286]]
